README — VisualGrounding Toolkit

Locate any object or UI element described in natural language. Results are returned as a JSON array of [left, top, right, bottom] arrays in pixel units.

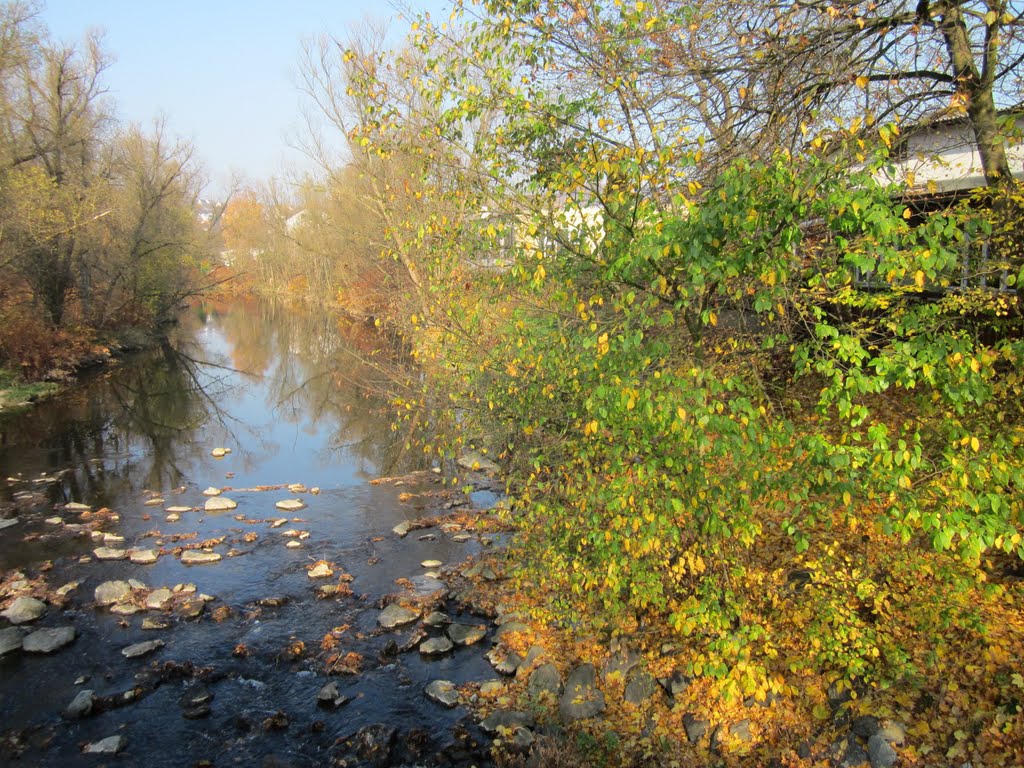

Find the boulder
[[527, 663, 562, 698], [480, 710, 534, 735], [95, 580, 132, 606], [82, 735, 125, 755], [425, 679, 459, 708], [377, 603, 418, 629], [93, 547, 127, 561], [0, 626, 25, 656], [65, 689, 96, 719], [22, 626, 76, 653], [419, 636, 453, 656], [1, 596, 46, 625], [559, 664, 606, 722], [129, 549, 159, 564], [204, 496, 237, 511], [447, 623, 486, 646], [146, 588, 173, 610], [275, 499, 306, 512]]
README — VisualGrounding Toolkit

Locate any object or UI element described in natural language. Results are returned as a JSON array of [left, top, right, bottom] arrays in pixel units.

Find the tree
[[756, 0, 1024, 186]]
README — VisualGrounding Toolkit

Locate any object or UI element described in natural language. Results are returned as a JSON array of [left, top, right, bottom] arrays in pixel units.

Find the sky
[[39, 0, 453, 197]]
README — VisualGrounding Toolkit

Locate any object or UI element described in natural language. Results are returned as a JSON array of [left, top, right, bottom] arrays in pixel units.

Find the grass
[[0, 367, 59, 414]]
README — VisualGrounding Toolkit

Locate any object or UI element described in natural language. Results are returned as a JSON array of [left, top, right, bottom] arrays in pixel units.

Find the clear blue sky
[[40, 1, 453, 197]]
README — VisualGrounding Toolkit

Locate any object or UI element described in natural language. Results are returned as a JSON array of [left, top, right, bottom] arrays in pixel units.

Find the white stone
[[129, 549, 158, 564], [165, 505, 192, 513], [204, 496, 237, 511], [143, 498, 164, 507], [307, 563, 333, 579], [181, 550, 221, 565], [202, 487, 221, 496], [275, 499, 306, 512], [421, 559, 443, 568]]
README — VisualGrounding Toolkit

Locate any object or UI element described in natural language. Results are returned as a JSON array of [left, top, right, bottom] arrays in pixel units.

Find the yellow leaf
[[984, 9, 997, 24], [970, 437, 980, 452], [903, 207, 912, 219], [855, 75, 869, 90]]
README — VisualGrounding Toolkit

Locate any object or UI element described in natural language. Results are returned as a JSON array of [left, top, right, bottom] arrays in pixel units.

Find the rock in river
[[307, 562, 333, 578], [317, 681, 351, 709], [93, 547, 128, 561], [1, 596, 46, 625], [377, 603, 419, 629], [425, 680, 459, 708], [65, 690, 96, 719], [275, 498, 306, 512], [129, 549, 158, 564], [447, 623, 486, 646], [146, 588, 173, 609], [95, 580, 131, 606], [419, 636, 453, 656], [0, 626, 25, 656], [122, 639, 165, 659], [181, 550, 221, 565], [210, 447, 231, 458], [204, 496, 237, 512], [22, 626, 76, 653], [82, 735, 125, 755]]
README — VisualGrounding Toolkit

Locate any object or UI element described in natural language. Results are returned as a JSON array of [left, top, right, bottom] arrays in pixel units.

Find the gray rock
[[128, 579, 147, 590], [877, 722, 906, 745], [0, 517, 20, 530], [425, 679, 459, 708], [93, 547, 128, 561], [175, 597, 205, 620], [867, 734, 898, 768], [832, 736, 870, 768], [142, 618, 170, 630], [487, 648, 523, 675], [203, 496, 237, 511], [1, 596, 46, 624], [122, 639, 164, 659], [377, 603, 418, 629], [851, 715, 881, 739], [447, 623, 486, 646], [659, 670, 691, 697], [0, 626, 25, 656], [409, 575, 447, 597], [603, 646, 641, 681], [95, 580, 132, 606], [511, 726, 535, 752], [523, 645, 545, 668], [146, 588, 173, 610], [480, 710, 534, 735], [683, 713, 708, 744], [353, 723, 397, 767], [82, 735, 125, 755], [419, 636, 453, 656], [181, 550, 221, 564], [65, 689, 96, 719], [624, 668, 659, 705], [559, 664, 606, 722], [110, 602, 141, 615], [317, 681, 351, 709], [711, 720, 754, 752], [424, 611, 448, 627], [392, 520, 412, 537], [275, 499, 306, 512], [129, 549, 158, 564], [22, 626, 76, 653], [527, 663, 562, 698]]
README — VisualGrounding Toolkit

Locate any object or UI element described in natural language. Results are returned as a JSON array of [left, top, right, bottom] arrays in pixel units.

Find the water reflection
[[0, 299, 420, 518]]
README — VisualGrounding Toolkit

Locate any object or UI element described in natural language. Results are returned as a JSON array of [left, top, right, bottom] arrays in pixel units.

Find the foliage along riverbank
[[276, 3, 1024, 766]]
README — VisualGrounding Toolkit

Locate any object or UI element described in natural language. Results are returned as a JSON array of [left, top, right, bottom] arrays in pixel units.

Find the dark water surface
[[0, 301, 498, 767]]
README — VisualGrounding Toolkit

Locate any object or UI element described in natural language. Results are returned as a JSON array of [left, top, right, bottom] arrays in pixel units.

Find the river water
[[0, 300, 500, 767]]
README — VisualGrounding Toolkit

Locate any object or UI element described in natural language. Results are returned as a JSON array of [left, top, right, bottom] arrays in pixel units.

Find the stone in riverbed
[[285, 541, 302, 549], [64, 502, 90, 511], [559, 664, 606, 722], [378, 603, 419, 629], [480, 710, 534, 735], [165, 513, 180, 522], [0, 626, 25, 656], [1, 596, 46, 625], [210, 447, 231, 458], [122, 639, 164, 659], [420, 559, 443, 568], [129, 549, 158, 564], [95, 580, 132, 606], [424, 611, 448, 627], [275, 499, 306, 512], [22, 626, 76, 653], [165, 505, 191, 513], [419, 636, 453, 656], [392, 520, 412, 537], [65, 689, 96, 719], [202, 487, 221, 496], [93, 547, 127, 561], [142, 617, 170, 630], [45, 516, 63, 525], [0, 517, 19, 531], [487, 648, 524, 676], [82, 735, 125, 755], [181, 550, 221, 565], [204, 496, 237, 512], [143, 497, 164, 507], [447, 623, 486, 646], [110, 602, 141, 616], [527, 663, 563, 698], [425, 680, 459, 708], [146, 588, 173, 609], [317, 681, 352, 709], [456, 450, 500, 473]]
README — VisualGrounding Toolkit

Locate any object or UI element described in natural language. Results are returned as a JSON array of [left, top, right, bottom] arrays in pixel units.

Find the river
[[0, 300, 502, 767]]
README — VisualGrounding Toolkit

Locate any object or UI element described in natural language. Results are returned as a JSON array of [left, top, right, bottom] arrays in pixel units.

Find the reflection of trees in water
[[0, 299, 425, 509], [0, 323, 231, 507], [213, 299, 423, 475]]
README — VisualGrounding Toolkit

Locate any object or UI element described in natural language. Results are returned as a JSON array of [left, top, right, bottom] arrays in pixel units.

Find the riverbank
[[0, 325, 164, 417]]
